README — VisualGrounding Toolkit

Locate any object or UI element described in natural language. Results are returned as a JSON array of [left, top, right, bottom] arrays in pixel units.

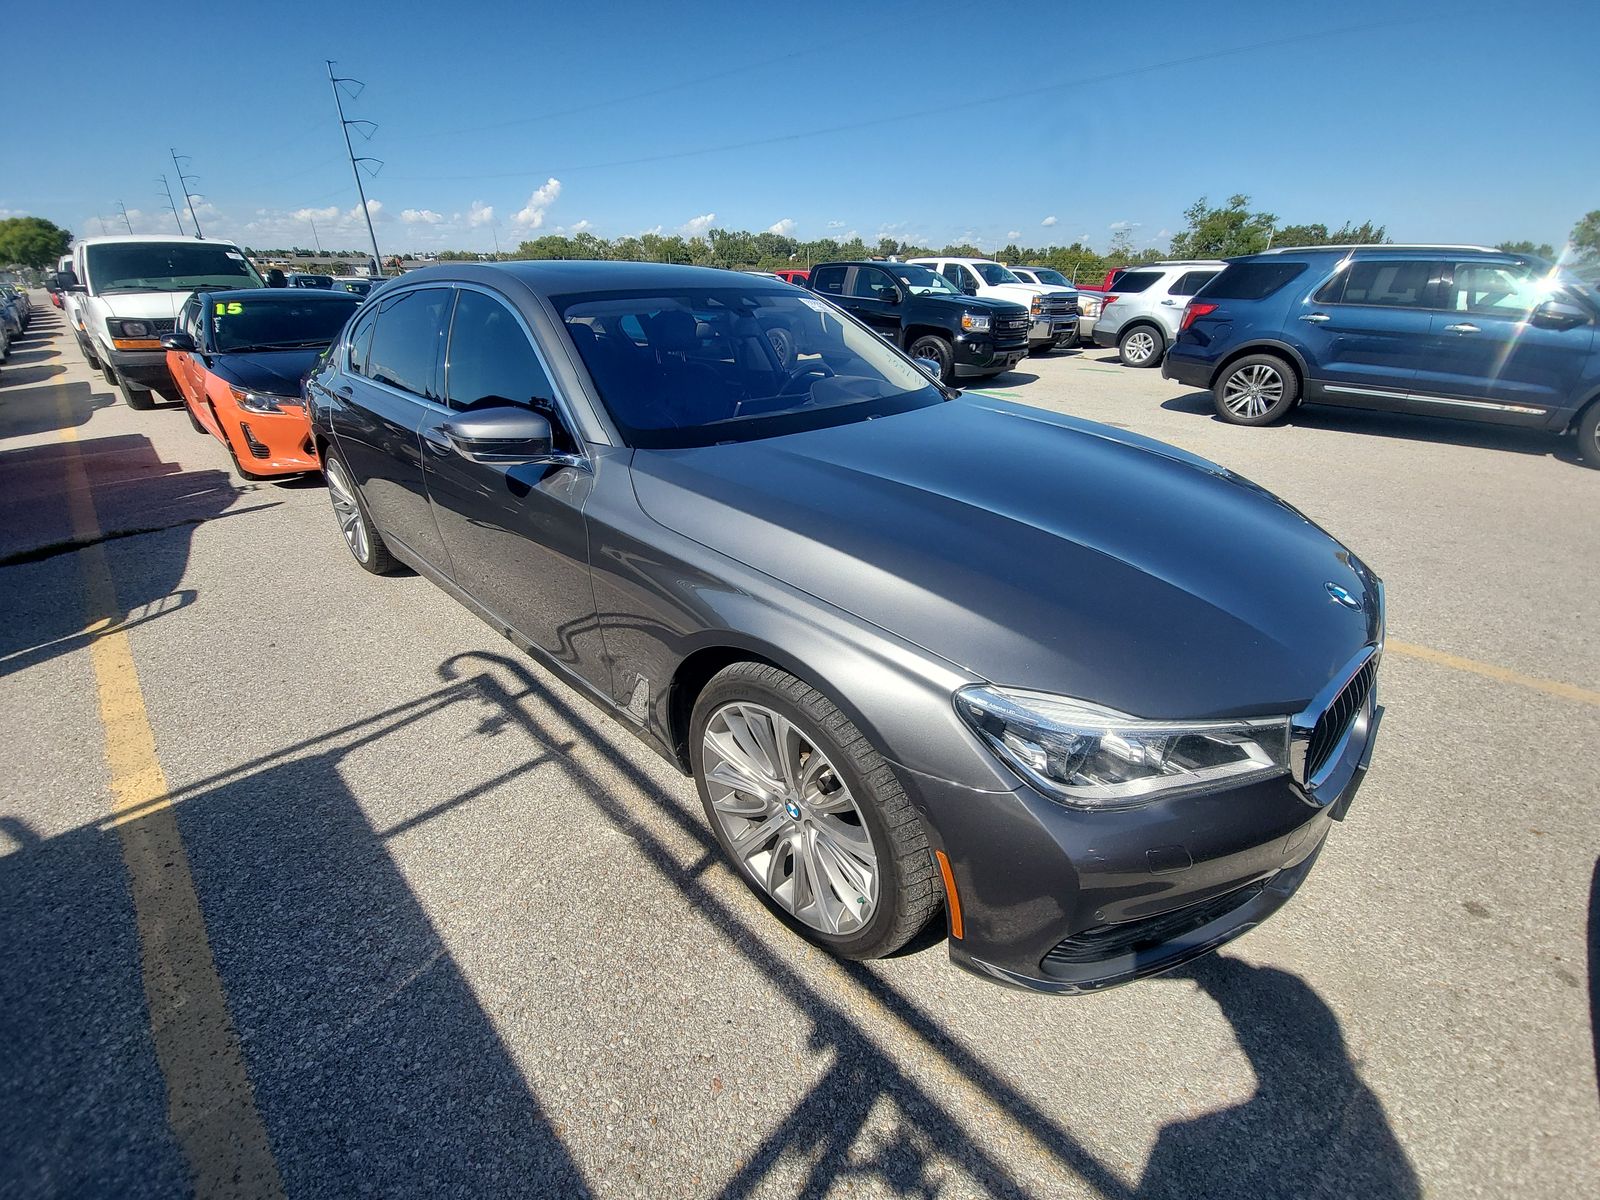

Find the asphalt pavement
[[2, 299, 1596, 1199]]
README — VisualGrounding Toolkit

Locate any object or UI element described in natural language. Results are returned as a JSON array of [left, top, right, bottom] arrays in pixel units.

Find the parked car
[[334, 278, 374, 297], [285, 272, 335, 289], [1091, 260, 1225, 368], [1009, 266, 1093, 344], [305, 260, 1384, 993], [161, 288, 360, 479], [58, 235, 265, 409], [772, 269, 810, 286], [0, 291, 23, 341], [1164, 245, 1600, 466], [906, 257, 1077, 353], [808, 260, 1030, 383], [2, 284, 33, 325]]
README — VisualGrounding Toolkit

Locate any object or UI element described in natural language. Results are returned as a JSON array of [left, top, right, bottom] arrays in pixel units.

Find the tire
[[101, 357, 119, 385], [906, 334, 954, 386], [322, 449, 399, 574], [1212, 354, 1300, 426], [690, 662, 939, 959], [118, 378, 156, 411], [1118, 324, 1165, 368], [1576, 402, 1600, 470]]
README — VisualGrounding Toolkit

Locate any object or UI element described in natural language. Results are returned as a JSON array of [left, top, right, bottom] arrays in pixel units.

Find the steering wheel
[[777, 360, 835, 397]]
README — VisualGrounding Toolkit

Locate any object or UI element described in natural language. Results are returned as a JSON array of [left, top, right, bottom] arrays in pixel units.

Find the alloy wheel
[[325, 458, 370, 563], [701, 701, 878, 935], [1123, 330, 1156, 363], [1222, 363, 1284, 418]]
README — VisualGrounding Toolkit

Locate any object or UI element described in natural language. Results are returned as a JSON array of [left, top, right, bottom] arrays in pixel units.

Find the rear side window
[[1199, 262, 1308, 301], [1168, 270, 1221, 297], [367, 288, 451, 398], [1111, 270, 1162, 295], [346, 307, 376, 374], [1314, 260, 1439, 308], [811, 266, 846, 295]]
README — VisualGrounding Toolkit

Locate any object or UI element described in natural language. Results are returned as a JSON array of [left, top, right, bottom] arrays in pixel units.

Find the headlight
[[1080, 298, 1102, 318], [229, 385, 298, 413], [107, 318, 151, 338], [955, 686, 1290, 809], [1029, 296, 1043, 315], [960, 312, 991, 332]]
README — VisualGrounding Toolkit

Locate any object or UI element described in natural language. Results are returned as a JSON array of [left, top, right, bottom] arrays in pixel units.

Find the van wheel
[[907, 334, 954, 385], [1213, 354, 1300, 426], [1118, 325, 1165, 367], [118, 379, 156, 411], [1576, 402, 1600, 470]]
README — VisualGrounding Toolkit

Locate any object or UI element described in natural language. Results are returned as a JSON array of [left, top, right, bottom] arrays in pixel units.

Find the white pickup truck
[[59, 234, 263, 409], [906, 256, 1079, 354]]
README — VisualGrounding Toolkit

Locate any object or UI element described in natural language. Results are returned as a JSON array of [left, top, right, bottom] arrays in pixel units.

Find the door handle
[[420, 428, 454, 455], [1159, 299, 1179, 306], [1444, 322, 1479, 334], [1299, 313, 1331, 324], [335, 384, 353, 397]]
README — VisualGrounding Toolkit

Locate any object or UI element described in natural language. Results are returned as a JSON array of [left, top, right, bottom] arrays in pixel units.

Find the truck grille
[[996, 314, 1031, 338], [1038, 296, 1074, 317], [1305, 656, 1377, 782]]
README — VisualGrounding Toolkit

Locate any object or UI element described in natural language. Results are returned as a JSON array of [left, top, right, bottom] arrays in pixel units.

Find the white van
[[61, 235, 263, 408]]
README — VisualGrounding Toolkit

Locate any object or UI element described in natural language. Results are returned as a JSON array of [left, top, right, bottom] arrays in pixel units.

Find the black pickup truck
[[807, 261, 1030, 384]]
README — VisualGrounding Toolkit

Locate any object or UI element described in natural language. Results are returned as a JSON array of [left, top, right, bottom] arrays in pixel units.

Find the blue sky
[[6, 0, 1596, 254]]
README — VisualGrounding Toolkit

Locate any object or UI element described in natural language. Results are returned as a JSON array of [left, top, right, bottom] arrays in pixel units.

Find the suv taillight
[[1180, 302, 1217, 332], [1102, 294, 1118, 309]]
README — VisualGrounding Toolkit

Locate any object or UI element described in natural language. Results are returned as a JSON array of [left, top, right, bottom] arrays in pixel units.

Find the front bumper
[[906, 692, 1380, 994], [1029, 315, 1077, 347], [217, 401, 320, 475], [102, 346, 176, 391], [953, 331, 1027, 378]]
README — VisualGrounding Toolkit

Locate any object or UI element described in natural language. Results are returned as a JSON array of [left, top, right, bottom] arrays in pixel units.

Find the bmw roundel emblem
[[785, 800, 802, 820], [1325, 582, 1361, 610]]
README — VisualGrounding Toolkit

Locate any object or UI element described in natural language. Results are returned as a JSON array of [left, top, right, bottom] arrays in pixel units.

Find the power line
[[327, 61, 385, 276]]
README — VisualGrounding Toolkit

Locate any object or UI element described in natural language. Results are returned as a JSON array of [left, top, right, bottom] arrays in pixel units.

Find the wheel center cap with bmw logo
[[785, 800, 802, 820]]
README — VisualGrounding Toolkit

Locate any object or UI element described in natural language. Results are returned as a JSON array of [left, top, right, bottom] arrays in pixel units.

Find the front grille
[[1039, 297, 1073, 317], [1305, 658, 1377, 781], [996, 314, 1031, 337], [1042, 881, 1267, 972], [148, 318, 175, 335]]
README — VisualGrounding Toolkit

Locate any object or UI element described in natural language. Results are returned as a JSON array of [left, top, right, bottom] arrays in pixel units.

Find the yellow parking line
[[1387, 639, 1600, 707], [55, 387, 285, 1199]]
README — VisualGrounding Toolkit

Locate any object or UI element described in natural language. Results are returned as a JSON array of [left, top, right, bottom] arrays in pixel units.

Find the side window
[[1449, 263, 1547, 316], [367, 288, 451, 398], [445, 290, 557, 412], [811, 266, 846, 295], [1169, 270, 1219, 297], [847, 267, 893, 300], [941, 264, 967, 291], [1110, 270, 1162, 295], [178, 296, 202, 341], [346, 307, 377, 374], [1324, 260, 1440, 309]]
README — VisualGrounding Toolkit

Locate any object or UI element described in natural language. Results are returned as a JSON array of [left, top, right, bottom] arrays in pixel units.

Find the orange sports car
[[163, 288, 362, 479]]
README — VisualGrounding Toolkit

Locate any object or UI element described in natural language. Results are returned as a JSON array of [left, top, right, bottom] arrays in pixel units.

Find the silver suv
[[1092, 260, 1225, 367]]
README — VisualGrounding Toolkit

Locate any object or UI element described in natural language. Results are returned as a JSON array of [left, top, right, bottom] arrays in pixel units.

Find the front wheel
[[691, 662, 939, 959], [1212, 354, 1300, 426], [1118, 324, 1165, 368], [118, 378, 156, 411], [1576, 402, 1600, 470], [906, 334, 954, 385]]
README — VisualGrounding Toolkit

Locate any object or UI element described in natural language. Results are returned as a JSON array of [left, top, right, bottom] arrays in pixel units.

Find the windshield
[[86, 242, 262, 294], [974, 262, 1021, 285], [1028, 268, 1070, 287], [291, 275, 334, 288], [558, 288, 943, 449], [887, 264, 959, 295], [208, 295, 360, 353]]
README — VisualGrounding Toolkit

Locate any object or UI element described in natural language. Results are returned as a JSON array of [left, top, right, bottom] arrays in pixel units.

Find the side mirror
[[1531, 300, 1589, 331], [160, 332, 196, 352], [57, 267, 80, 290], [881, 286, 902, 305], [440, 406, 555, 464], [913, 356, 944, 380]]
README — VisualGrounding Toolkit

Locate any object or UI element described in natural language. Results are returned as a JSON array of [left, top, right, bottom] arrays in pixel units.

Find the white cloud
[[767, 218, 797, 236], [1006, 230, 1022, 241], [513, 178, 562, 228], [639, 225, 664, 237], [1041, 215, 1059, 227], [1156, 228, 1173, 240], [346, 199, 387, 223], [681, 212, 716, 235], [293, 205, 342, 223], [558, 219, 593, 235], [466, 200, 495, 227], [826, 219, 845, 229], [401, 208, 444, 224], [1109, 220, 1139, 233]]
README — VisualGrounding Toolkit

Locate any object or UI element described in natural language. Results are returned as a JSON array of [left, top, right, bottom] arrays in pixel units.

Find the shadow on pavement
[[1588, 857, 1599, 1103]]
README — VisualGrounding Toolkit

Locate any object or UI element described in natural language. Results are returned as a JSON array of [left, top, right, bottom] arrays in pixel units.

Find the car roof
[[1258, 243, 1503, 255], [1117, 260, 1226, 271], [74, 234, 242, 247], [379, 260, 797, 294], [196, 288, 358, 302]]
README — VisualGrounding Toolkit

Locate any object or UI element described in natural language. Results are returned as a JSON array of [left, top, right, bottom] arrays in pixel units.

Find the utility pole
[[491, 221, 501, 257], [309, 217, 323, 254], [327, 61, 385, 277], [116, 200, 134, 234], [170, 149, 204, 237], [157, 174, 186, 234]]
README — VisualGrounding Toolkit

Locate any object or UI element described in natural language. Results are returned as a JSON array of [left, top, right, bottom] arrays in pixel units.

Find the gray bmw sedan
[[305, 261, 1383, 993]]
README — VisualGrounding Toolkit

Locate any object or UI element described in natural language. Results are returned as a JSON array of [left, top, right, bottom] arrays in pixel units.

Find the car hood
[[94, 292, 189, 320], [629, 397, 1380, 718], [211, 348, 323, 397]]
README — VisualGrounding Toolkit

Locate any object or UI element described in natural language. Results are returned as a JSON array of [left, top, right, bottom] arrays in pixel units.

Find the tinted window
[[1201, 262, 1309, 301], [445, 290, 557, 412], [208, 295, 360, 352], [1110, 270, 1161, 295], [941, 264, 969, 290], [1448, 262, 1550, 316], [367, 288, 450, 397], [346, 307, 376, 374], [847, 267, 896, 300], [178, 294, 203, 341], [1028, 268, 1070, 287], [1169, 270, 1221, 297], [811, 265, 846, 295], [974, 262, 1020, 285], [1314, 260, 1437, 308]]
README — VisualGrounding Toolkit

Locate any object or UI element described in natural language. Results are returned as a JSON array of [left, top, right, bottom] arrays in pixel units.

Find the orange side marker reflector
[[934, 850, 964, 940]]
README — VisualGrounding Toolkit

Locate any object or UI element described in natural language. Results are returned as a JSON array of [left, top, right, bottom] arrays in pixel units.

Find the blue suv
[[1162, 245, 1600, 467]]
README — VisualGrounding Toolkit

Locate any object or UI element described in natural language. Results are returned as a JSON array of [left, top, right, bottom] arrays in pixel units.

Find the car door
[[839, 265, 903, 342], [1416, 260, 1597, 424], [1293, 257, 1445, 406], [170, 294, 205, 404], [1159, 269, 1220, 338], [335, 286, 454, 571], [419, 285, 599, 666], [942, 263, 979, 297]]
